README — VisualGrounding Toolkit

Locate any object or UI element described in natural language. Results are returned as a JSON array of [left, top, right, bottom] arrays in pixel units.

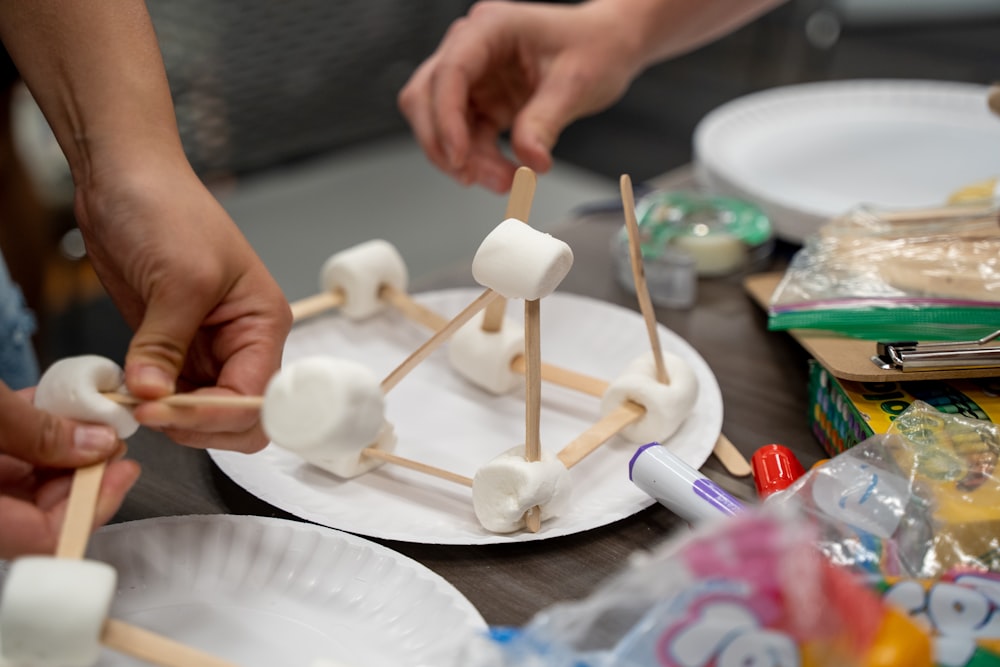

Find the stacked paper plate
[[693, 79, 1000, 242]]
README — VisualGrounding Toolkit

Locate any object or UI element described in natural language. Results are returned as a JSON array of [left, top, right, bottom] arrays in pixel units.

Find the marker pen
[[628, 442, 744, 523]]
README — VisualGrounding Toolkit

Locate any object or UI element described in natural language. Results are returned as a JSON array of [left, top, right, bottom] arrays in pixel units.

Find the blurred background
[[2, 0, 998, 370]]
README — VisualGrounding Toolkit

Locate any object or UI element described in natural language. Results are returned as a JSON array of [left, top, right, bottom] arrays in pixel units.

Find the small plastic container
[[613, 191, 774, 305]]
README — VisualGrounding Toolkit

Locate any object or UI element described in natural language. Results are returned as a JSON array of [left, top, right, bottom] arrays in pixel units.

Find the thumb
[[0, 385, 120, 467], [124, 291, 205, 399]]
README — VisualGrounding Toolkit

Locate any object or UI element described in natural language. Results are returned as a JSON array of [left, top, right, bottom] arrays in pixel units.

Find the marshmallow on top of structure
[[0, 557, 117, 667], [33, 355, 140, 439], [472, 446, 572, 533], [472, 218, 573, 300], [601, 351, 698, 444], [448, 312, 525, 395], [262, 356, 395, 478], [320, 239, 408, 320]]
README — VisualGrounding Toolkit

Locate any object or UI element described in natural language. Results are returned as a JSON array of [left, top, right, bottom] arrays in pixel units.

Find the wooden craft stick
[[55, 462, 106, 560], [557, 401, 645, 468], [381, 288, 501, 393], [522, 298, 543, 532], [290, 289, 345, 322], [361, 448, 473, 487], [103, 392, 264, 409], [989, 83, 1000, 117], [102, 619, 239, 667], [481, 166, 537, 333], [620, 174, 669, 384], [712, 433, 752, 477]]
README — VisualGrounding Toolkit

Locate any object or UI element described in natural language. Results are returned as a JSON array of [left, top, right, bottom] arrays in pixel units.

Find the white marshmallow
[[448, 312, 524, 395], [471, 218, 573, 300], [261, 357, 395, 478], [600, 351, 698, 444], [472, 446, 572, 533], [33, 355, 139, 439], [0, 557, 117, 667], [320, 239, 408, 320]]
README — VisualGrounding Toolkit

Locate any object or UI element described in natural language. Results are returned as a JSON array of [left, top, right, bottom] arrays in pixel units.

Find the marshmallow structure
[[472, 446, 572, 533], [33, 355, 140, 439], [320, 239, 408, 320], [261, 357, 395, 478], [600, 351, 698, 444], [448, 312, 524, 395], [471, 218, 573, 300], [0, 557, 117, 667]]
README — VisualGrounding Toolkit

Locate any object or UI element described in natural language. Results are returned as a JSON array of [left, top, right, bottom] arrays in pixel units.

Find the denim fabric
[[0, 252, 38, 389]]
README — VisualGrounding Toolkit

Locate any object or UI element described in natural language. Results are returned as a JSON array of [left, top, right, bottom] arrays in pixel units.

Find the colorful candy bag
[[771, 401, 1000, 665], [450, 507, 930, 667]]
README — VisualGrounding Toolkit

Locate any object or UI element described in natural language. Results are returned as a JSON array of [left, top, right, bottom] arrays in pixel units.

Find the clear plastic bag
[[768, 201, 1000, 340]]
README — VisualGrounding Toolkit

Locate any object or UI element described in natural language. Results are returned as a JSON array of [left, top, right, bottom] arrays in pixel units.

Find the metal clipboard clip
[[872, 329, 1000, 372]]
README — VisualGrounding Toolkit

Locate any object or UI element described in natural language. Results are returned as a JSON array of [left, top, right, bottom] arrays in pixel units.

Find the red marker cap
[[751, 444, 807, 499]]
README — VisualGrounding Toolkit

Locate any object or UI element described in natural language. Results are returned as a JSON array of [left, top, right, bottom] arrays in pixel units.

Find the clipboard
[[744, 272, 1000, 382]]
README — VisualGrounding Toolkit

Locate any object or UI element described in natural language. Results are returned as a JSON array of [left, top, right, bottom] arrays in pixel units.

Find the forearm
[[592, 0, 788, 70], [0, 0, 185, 187]]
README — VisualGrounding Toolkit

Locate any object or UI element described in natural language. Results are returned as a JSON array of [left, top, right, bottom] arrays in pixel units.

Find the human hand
[[399, 0, 645, 193], [0, 384, 140, 559], [74, 152, 293, 453]]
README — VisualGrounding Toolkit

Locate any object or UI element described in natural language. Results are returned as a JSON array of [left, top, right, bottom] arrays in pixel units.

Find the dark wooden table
[[112, 169, 825, 628]]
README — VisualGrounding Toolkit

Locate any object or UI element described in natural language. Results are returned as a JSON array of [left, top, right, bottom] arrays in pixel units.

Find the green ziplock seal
[[769, 306, 1000, 340]]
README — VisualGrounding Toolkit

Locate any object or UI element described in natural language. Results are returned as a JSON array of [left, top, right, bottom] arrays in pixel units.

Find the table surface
[[113, 166, 824, 627]]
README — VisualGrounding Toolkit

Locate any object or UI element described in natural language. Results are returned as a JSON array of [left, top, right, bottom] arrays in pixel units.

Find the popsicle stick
[[102, 619, 239, 667], [712, 433, 752, 477], [103, 392, 264, 409], [381, 288, 501, 393], [522, 298, 543, 532], [557, 401, 645, 468], [481, 166, 537, 333], [620, 174, 668, 384], [989, 83, 1000, 117], [361, 448, 473, 487], [55, 461, 106, 559], [290, 289, 345, 321]]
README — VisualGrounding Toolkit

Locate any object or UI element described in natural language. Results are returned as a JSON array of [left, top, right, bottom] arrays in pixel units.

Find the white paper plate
[[694, 79, 1000, 242], [0, 515, 485, 667], [210, 289, 723, 545]]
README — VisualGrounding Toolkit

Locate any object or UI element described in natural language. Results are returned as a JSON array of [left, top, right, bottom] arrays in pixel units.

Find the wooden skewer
[[103, 392, 263, 409], [102, 619, 239, 667], [621, 174, 669, 384], [523, 298, 543, 533], [480, 166, 537, 333], [380, 283, 447, 330], [290, 290, 345, 321], [55, 461, 107, 560], [557, 402, 645, 468], [380, 288, 501, 393], [361, 448, 473, 487]]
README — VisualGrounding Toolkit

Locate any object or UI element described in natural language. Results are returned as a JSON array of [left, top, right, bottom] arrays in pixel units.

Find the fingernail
[[134, 366, 175, 395], [74, 424, 119, 454]]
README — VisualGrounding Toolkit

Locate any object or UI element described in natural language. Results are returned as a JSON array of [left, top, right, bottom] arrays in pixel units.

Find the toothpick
[[361, 448, 473, 487], [380, 288, 501, 393], [480, 167, 537, 333], [102, 619, 240, 667], [55, 461, 107, 559], [557, 402, 645, 468], [523, 298, 543, 532], [620, 174, 669, 384]]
